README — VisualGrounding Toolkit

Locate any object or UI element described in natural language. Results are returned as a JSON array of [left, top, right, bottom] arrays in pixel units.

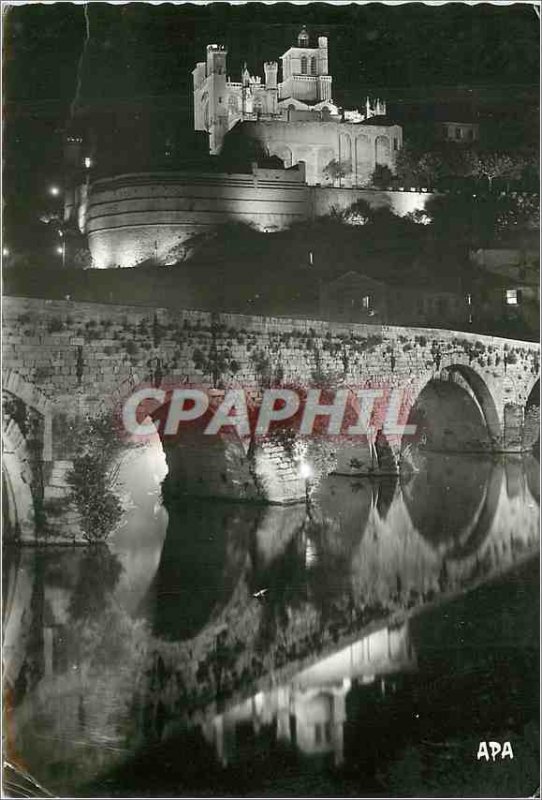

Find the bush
[[371, 164, 394, 189], [65, 413, 124, 543]]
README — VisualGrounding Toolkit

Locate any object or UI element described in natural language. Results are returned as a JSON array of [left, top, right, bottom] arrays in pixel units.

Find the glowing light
[[56, 246, 63, 255], [299, 461, 313, 480], [49, 185, 60, 196], [2, 247, 9, 257], [84, 157, 92, 169]]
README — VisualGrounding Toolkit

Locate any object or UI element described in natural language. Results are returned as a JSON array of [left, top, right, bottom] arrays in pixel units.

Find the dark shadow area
[[148, 499, 257, 642], [401, 453, 498, 558]]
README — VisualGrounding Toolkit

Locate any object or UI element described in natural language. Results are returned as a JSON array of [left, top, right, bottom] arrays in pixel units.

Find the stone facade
[[193, 27, 396, 182], [240, 119, 402, 186], [2, 296, 539, 539]]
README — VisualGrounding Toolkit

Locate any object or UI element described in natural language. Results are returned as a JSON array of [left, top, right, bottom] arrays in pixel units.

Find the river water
[[2, 451, 539, 797]]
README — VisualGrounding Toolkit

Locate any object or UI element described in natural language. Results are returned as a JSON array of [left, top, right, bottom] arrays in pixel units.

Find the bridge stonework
[[2, 296, 539, 540]]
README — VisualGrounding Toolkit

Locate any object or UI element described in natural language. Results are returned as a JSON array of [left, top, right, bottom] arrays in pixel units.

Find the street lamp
[[56, 240, 66, 268], [49, 185, 60, 197], [2, 247, 9, 257]]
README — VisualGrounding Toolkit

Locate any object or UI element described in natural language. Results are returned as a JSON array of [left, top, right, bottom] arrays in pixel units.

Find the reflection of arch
[[375, 135, 391, 165], [375, 475, 398, 521], [150, 498, 255, 642], [402, 454, 501, 561], [525, 453, 540, 504], [313, 473, 372, 559]]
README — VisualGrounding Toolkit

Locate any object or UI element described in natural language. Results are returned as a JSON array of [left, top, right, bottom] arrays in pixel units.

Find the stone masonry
[[2, 296, 539, 540]]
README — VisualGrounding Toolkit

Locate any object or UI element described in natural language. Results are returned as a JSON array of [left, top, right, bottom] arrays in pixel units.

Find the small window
[[301, 56, 308, 75], [393, 137, 398, 151], [506, 289, 518, 305], [311, 56, 317, 75], [314, 724, 322, 744], [362, 295, 370, 309], [324, 722, 332, 743], [455, 127, 462, 140]]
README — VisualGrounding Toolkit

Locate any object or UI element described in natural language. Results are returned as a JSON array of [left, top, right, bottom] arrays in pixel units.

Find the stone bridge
[[2, 296, 539, 541]]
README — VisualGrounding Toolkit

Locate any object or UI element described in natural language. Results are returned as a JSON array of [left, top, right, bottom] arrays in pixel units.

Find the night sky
[[3, 1, 539, 252]]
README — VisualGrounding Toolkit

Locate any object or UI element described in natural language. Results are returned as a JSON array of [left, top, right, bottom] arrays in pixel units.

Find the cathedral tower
[[279, 28, 333, 104], [193, 45, 230, 154]]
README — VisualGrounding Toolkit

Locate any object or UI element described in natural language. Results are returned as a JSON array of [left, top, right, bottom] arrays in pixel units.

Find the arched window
[[310, 57, 317, 75], [301, 56, 308, 75]]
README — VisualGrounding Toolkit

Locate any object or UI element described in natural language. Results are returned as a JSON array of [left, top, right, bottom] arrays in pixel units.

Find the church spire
[[242, 62, 250, 86], [297, 26, 309, 47]]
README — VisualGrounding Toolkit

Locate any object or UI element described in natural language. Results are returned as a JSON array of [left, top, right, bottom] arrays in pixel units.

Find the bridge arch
[[523, 377, 540, 450], [2, 417, 35, 540], [3, 370, 53, 461], [405, 362, 502, 454]]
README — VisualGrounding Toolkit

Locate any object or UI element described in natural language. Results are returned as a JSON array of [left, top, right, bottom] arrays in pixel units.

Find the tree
[[371, 164, 394, 189], [395, 142, 475, 188], [338, 198, 372, 226], [322, 158, 352, 186], [395, 145, 441, 187], [466, 151, 524, 191]]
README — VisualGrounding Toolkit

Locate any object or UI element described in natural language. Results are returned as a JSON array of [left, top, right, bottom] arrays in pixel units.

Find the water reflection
[[3, 453, 539, 796], [204, 622, 416, 768]]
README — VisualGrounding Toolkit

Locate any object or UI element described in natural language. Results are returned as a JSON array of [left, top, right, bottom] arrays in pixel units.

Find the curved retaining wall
[[87, 169, 309, 268], [85, 169, 433, 269]]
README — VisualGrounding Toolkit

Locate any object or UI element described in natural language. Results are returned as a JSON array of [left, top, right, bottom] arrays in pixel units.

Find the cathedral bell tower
[[279, 28, 333, 104], [205, 44, 229, 154]]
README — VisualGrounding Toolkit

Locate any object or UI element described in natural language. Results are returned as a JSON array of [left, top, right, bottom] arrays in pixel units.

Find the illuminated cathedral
[[193, 27, 400, 186]]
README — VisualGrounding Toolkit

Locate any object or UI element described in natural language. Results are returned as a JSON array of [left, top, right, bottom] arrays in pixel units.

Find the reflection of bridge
[[2, 453, 539, 792], [147, 455, 539, 646], [203, 622, 415, 767], [2, 296, 539, 540]]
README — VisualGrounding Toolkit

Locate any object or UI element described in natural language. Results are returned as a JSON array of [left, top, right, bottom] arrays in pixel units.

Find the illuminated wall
[[86, 167, 308, 269], [242, 120, 403, 185], [85, 167, 431, 270]]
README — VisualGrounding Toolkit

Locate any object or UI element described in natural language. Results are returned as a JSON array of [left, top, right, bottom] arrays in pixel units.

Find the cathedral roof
[[358, 115, 397, 126]]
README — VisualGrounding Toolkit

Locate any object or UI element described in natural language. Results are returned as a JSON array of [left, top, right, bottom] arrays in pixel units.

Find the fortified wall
[[85, 165, 433, 269]]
